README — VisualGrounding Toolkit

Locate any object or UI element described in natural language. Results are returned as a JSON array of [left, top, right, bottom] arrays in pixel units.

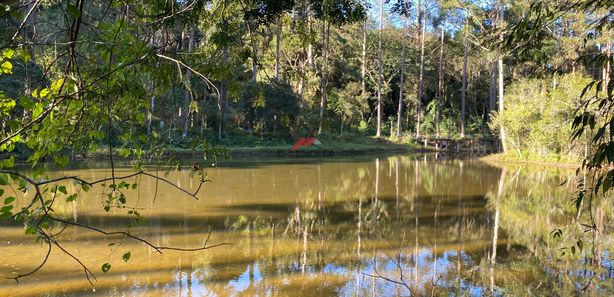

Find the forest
[[1, 0, 614, 296], [0, 0, 608, 160]]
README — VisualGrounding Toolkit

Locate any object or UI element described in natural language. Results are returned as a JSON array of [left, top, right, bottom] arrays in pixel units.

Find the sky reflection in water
[[0, 154, 612, 296]]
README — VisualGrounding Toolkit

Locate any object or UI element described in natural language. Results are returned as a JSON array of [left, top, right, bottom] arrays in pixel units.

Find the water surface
[[0, 154, 612, 296]]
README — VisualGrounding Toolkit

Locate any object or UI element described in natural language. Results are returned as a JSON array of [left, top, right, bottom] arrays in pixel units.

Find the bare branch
[[7, 240, 51, 283]]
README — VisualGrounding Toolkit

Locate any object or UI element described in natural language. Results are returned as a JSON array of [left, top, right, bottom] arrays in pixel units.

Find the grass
[[80, 133, 425, 160], [187, 134, 422, 157], [481, 152, 581, 168]]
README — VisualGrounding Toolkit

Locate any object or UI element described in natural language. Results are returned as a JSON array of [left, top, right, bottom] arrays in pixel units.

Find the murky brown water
[[0, 154, 613, 296]]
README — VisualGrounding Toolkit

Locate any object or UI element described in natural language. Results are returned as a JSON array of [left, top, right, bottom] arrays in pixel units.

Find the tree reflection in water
[[1, 155, 613, 296]]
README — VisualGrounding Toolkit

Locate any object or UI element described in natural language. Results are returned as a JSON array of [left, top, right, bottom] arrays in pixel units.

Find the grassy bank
[[78, 134, 426, 161], [481, 153, 581, 169], [171, 135, 424, 158]]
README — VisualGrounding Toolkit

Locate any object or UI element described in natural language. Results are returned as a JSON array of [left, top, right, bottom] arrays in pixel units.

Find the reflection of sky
[[13, 156, 614, 296], [156, 247, 506, 297], [226, 263, 262, 294]]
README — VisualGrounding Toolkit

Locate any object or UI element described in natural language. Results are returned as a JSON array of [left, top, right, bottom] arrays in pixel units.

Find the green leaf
[[4, 196, 15, 205], [0, 174, 8, 186], [58, 186, 67, 195], [18, 49, 30, 63], [25, 225, 37, 235], [118, 148, 131, 158], [0, 205, 13, 213], [1, 61, 12, 74], [39, 88, 50, 98], [0, 189, 4, 197], [50, 78, 64, 92], [67, 4, 81, 18], [102, 263, 111, 273], [1, 49, 15, 59], [52, 155, 69, 167], [118, 181, 129, 189], [66, 194, 77, 202], [81, 183, 90, 192], [0, 156, 15, 168], [122, 252, 131, 262], [0, 212, 11, 220]]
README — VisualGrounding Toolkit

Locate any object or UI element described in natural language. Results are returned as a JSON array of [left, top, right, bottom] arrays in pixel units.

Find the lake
[[0, 154, 612, 296]]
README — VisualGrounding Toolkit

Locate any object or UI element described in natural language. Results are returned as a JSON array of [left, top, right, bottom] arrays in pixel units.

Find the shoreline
[[71, 138, 433, 161], [480, 153, 580, 169]]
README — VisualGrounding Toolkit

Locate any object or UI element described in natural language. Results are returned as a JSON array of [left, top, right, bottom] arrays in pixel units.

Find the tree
[[391, 0, 412, 138], [376, 0, 384, 137]]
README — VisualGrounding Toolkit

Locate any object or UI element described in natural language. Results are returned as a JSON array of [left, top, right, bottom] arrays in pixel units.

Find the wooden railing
[[415, 136, 500, 154]]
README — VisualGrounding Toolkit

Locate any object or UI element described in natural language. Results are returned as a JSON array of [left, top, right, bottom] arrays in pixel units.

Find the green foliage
[[102, 263, 111, 273], [490, 74, 591, 162]]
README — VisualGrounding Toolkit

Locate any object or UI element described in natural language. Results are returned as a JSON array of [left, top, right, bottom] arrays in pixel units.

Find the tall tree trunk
[[497, 7, 507, 153], [361, 18, 367, 96], [275, 17, 281, 80], [218, 80, 227, 139], [436, 16, 445, 138], [247, 21, 259, 83], [307, 6, 314, 69], [461, 19, 468, 139], [318, 21, 329, 134], [147, 78, 154, 136], [416, 0, 426, 138], [489, 61, 496, 117], [396, 18, 408, 138], [376, 0, 384, 137], [603, 40, 612, 96], [182, 28, 195, 139], [498, 56, 506, 152]]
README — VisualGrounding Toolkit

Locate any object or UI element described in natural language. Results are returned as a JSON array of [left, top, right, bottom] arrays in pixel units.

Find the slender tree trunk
[[361, 18, 367, 96], [298, 57, 305, 96], [416, 0, 426, 138], [247, 21, 259, 83], [182, 28, 195, 139], [307, 6, 314, 69], [436, 16, 445, 138], [376, 0, 384, 137], [489, 61, 496, 116], [498, 56, 506, 152], [275, 17, 281, 80], [318, 21, 329, 134], [218, 80, 227, 139], [461, 19, 468, 139], [147, 79, 154, 136], [396, 18, 408, 138], [603, 40, 612, 96]]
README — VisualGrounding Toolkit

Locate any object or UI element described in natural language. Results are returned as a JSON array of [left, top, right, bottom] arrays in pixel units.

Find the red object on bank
[[291, 137, 316, 150]]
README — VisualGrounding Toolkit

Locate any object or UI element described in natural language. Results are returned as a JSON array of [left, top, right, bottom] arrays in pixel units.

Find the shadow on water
[[1, 154, 613, 296]]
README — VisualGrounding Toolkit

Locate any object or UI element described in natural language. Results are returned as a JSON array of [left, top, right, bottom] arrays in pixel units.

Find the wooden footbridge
[[415, 136, 500, 154]]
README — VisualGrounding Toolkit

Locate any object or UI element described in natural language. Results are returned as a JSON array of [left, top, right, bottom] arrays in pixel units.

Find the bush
[[490, 73, 591, 161]]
